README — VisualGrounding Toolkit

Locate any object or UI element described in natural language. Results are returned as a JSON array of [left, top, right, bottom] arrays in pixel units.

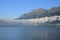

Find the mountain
[[16, 8, 47, 19], [47, 6, 60, 16], [0, 6, 60, 27], [16, 6, 60, 20]]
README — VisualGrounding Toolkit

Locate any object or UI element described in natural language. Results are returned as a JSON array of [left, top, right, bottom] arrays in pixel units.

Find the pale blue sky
[[0, 0, 60, 19]]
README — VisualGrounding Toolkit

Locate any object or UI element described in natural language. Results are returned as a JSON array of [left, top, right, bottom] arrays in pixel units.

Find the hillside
[[16, 6, 60, 20]]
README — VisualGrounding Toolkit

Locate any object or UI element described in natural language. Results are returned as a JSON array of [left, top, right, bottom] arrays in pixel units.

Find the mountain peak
[[31, 8, 47, 13]]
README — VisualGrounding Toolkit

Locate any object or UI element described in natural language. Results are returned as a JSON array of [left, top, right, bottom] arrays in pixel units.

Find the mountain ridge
[[16, 6, 60, 20]]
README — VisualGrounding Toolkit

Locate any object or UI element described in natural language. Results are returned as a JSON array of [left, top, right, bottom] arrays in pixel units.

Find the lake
[[0, 25, 60, 40]]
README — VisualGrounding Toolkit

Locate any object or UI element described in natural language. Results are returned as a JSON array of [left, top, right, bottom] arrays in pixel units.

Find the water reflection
[[0, 26, 60, 40]]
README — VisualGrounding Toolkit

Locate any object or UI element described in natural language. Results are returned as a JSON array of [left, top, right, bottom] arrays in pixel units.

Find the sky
[[0, 0, 60, 19]]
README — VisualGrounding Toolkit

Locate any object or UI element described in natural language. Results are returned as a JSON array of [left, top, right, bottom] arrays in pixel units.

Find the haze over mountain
[[0, 16, 60, 27], [16, 6, 60, 20], [0, 6, 60, 27]]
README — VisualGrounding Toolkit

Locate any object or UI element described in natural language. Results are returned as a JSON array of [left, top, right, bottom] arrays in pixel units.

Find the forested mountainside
[[16, 6, 60, 20]]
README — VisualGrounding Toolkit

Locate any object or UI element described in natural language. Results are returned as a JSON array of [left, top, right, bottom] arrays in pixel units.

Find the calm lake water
[[0, 25, 60, 40]]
